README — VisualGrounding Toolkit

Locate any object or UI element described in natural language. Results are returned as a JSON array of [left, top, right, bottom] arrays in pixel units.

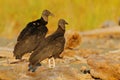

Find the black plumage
[[13, 10, 53, 59], [17, 18, 47, 41], [28, 19, 68, 72]]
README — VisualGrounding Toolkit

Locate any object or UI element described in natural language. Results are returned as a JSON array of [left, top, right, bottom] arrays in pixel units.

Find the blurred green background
[[0, 0, 120, 38]]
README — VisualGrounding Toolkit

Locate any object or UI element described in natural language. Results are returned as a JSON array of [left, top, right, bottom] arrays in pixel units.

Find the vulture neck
[[40, 17, 48, 25], [56, 25, 65, 34], [41, 15, 48, 22]]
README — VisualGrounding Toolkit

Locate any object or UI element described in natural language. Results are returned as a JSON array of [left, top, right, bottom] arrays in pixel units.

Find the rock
[[106, 50, 120, 61], [61, 49, 87, 64], [31, 66, 80, 80], [27, 65, 93, 80], [78, 49, 100, 58], [0, 70, 16, 80], [100, 20, 116, 28], [0, 51, 93, 80], [61, 47, 100, 60], [79, 74, 94, 80], [87, 55, 120, 80], [61, 49, 76, 57], [80, 66, 90, 74]]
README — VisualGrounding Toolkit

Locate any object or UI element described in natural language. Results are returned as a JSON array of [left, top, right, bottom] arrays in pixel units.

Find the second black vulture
[[13, 10, 54, 60], [28, 19, 68, 72]]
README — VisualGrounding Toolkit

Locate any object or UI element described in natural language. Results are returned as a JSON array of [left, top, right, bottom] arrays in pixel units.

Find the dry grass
[[65, 30, 82, 49], [1, 0, 120, 38]]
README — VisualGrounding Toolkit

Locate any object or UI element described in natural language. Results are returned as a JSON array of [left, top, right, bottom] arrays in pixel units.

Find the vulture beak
[[49, 12, 55, 17], [65, 22, 68, 25]]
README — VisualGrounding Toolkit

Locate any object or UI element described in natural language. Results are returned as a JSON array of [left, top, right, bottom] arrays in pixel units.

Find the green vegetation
[[0, 0, 120, 38]]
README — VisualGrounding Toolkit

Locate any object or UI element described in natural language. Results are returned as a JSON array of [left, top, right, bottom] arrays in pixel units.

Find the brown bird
[[13, 10, 54, 60], [28, 19, 68, 72]]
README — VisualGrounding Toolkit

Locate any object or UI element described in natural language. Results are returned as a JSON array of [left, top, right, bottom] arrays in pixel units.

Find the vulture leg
[[51, 57, 55, 68], [48, 59, 51, 68], [21, 63, 24, 74], [48, 57, 55, 68], [28, 63, 41, 72], [21, 60, 27, 73], [31, 66, 37, 72], [28, 65, 33, 71], [28, 65, 36, 72], [31, 63, 41, 72]]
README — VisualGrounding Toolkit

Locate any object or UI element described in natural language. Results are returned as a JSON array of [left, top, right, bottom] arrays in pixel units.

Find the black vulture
[[28, 19, 68, 72], [13, 10, 54, 60]]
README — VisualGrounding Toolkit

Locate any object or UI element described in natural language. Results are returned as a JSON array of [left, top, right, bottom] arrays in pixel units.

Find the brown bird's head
[[42, 9, 54, 21], [58, 19, 68, 30]]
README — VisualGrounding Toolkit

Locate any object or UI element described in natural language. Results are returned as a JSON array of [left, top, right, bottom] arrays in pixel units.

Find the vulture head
[[42, 9, 54, 21], [58, 19, 68, 30]]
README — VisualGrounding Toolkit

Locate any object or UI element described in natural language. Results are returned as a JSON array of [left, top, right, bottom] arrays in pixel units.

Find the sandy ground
[[0, 27, 120, 80]]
